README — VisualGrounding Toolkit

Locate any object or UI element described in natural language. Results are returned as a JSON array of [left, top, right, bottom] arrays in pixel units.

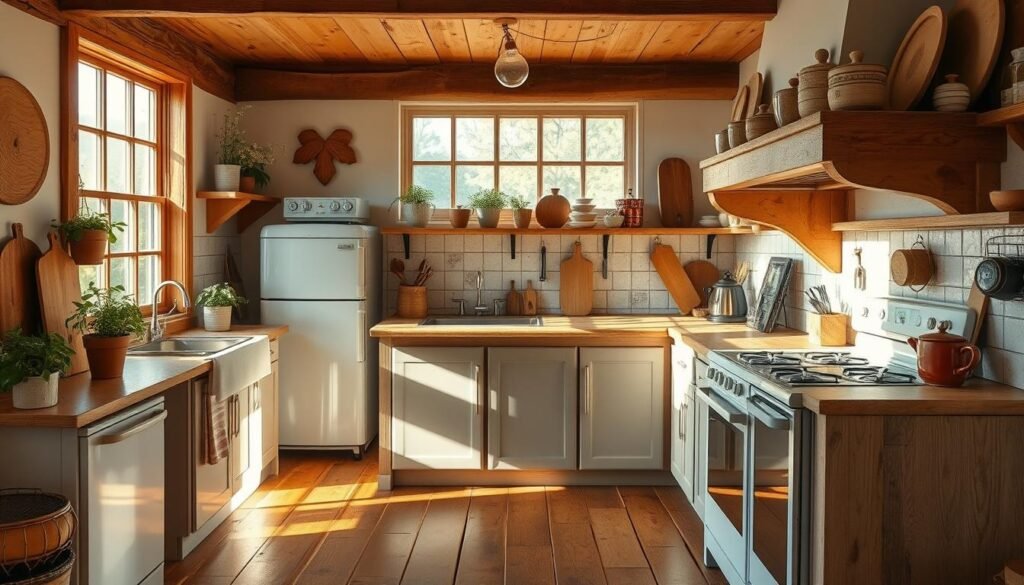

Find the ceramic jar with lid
[[773, 77, 800, 127], [745, 104, 778, 140], [727, 120, 747, 149], [798, 48, 834, 117], [828, 50, 888, 111], [933, 74, 971, 112], [907, 322, 981, 387]]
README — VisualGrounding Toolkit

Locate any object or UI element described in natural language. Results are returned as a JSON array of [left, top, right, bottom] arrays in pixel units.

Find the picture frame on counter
[[749, 257, 795, 333]]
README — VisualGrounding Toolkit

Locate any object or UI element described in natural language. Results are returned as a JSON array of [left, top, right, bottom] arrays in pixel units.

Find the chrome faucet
[[150, 280, 192, 341], [472, 271, 489, 316]]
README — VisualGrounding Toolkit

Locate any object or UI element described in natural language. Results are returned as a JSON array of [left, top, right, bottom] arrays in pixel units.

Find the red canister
[[616, 192, 644, 228]]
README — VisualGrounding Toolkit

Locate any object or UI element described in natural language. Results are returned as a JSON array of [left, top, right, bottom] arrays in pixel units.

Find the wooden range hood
[[701, 111, 1006, 273]]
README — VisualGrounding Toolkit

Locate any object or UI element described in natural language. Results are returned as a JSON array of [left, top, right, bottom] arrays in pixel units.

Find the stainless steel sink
[[128, 336, 250, 356], [418, 316, 544, 327]]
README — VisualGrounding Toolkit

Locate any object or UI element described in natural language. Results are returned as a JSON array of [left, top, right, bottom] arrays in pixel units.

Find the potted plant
[[215, 106, 271, 192], [467, 189, 507, 228], [195, 283, 247, 332], [66, 283, 146, 380], [0, 330, 73, 409], [52, 209, 126, 265], [238, 140, 276, 193], [508, 194, 532, 228], [392, 185, 435, 228]]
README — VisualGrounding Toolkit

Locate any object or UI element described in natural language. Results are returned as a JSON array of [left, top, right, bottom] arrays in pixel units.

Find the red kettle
[[907, 322, 981, 387]]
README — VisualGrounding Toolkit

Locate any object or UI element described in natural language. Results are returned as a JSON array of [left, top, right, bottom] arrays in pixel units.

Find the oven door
[[697, 385, 748, 584], [747, 391, 809, 585]]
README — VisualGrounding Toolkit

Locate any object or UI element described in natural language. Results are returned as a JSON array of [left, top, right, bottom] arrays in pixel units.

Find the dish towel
[[204, 393, 230, 465]]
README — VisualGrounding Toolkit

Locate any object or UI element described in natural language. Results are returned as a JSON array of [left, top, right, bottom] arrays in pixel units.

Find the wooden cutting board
[[0, 223, 42, 333], [506, 280, 523, 316], [966, 281, 989, 346], [744, 72, 764, 119], [684, 260, 720, 308], [888, 5, 947, 111], [651, 244, 700, 314], [560, 242, 593, 316], [730, 85, 749, 123], [938, 0, 1005, 104], [657, 158, 693, 228], [37, 232, 88, 375], [522, 280, 538, 316]]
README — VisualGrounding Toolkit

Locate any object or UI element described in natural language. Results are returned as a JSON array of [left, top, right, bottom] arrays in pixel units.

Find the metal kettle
[[706, 271, 748, 323]]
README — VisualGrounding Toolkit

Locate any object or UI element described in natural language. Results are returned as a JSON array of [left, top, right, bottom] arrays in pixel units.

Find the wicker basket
[[0, 490, 75, 573], [0, 549, 73, 585]]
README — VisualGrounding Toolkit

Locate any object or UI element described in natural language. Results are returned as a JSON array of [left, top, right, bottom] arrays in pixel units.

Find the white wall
[[0, 3, 61, 247]]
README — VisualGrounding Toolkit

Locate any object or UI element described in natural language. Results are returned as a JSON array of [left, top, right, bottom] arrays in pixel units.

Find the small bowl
[[698, 218, 721, 227], [603, 214, 625, 227], [571, 212, 598, 222], [991, 190, 1024, 212], [572, 203, 597, 213], [574, 198, 594, 205]]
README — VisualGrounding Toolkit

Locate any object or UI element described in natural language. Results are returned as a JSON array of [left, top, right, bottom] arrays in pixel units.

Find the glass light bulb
[[495, 47, 529, 88]]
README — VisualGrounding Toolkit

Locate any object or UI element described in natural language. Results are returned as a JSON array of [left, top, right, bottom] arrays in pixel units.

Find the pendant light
[[494, 20, 529, 88]]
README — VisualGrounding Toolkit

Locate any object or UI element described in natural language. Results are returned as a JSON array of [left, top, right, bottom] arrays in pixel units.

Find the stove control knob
[[706, 367, 716, 382], [734, 383, 745, 396], [329, 200, 342, 211], [861, 307, 870, 318], [300, 200, 313, 212], [341, 200, 355, 212], [724, 378, 734, 391], [287, 200, 300, 212], [926, 317, 937, 329], [878, 309, 887, 320]]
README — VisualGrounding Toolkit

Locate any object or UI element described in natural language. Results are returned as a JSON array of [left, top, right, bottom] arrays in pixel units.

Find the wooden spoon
[[389, 258, 407, 284]]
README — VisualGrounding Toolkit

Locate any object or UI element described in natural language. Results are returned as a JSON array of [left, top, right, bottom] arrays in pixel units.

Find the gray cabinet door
[[487, 347, 577, 470], [671, 344, 698, 500], [580, 347, 665, 470], [392, 347, 484, 470]]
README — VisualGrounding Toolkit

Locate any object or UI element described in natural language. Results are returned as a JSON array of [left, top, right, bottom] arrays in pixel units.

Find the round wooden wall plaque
[[0, 77, 49, 205]]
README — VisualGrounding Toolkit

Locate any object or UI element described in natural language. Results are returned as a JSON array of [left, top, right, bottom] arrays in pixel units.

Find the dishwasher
[[79, 397, 166, 585]]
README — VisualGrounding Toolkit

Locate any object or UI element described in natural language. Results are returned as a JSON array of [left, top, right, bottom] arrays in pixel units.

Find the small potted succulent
[[467, 189, 508, 228], [392, 185, 435, 228], [0, 330, 74, 409], [196, 283, 247, 332], [66, 283, 146, 380], [508, 194, 532, 228], [52, 210, 126, 265]]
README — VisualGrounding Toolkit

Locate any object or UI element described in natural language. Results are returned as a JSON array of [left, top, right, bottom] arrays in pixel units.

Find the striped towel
[[204, 393, 230, 465]]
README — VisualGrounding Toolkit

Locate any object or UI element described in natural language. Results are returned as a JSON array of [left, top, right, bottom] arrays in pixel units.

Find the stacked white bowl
[[569, 198, 598, 228]]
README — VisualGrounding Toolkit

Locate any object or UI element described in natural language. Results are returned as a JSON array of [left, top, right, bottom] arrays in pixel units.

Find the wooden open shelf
[[380, 225, 762, 236], [197, 191, 280, 233], [978, 103, 1024, 149], [833, 211, 1024, 232]]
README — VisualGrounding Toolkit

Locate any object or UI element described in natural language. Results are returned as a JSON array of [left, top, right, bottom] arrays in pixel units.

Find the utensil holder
[[807, 313, 848, 346], [396, 285, 428, 319]]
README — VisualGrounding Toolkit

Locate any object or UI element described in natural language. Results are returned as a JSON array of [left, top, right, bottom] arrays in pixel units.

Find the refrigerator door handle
[[357, 309, 367, 363], [357, 241, 366, 299]]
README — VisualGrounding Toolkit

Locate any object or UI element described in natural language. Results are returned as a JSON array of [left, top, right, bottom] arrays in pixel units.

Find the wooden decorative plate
[[730, 85, 749, 122], [938, 0, 1005, 104], [0, 77, 49, 206], [744, 72, 764, 119], [889, 5, 948, 111]]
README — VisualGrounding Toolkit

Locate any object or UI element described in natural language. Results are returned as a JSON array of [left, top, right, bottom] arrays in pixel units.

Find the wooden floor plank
[[654, 487, 728, 585], [506, 488, 555, 585], [590, 508, 649, 569], [400, 489, 472, 585], [623, 492, 687, 549], [347, 488, 431, 585], [547, 486, 590, 525], [454, 488, 509, 585], [644, 546, 708, 585], [549, 521, 609, 585], [583, 486, 625, 509]]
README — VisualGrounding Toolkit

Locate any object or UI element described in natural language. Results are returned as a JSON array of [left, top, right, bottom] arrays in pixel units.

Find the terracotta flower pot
[[69, 229, 108, 265], [12, 375, 59, 409], [513, 208, 532, 228], [239, 175, 257, 193], [449, 208, 472, 228], [83, 334, 132, 380]]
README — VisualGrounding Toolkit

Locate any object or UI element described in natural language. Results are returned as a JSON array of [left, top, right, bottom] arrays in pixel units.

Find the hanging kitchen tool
[[539, 240, 548, 282], [506, 280, 524, 316], [601, 234, 610, 279], [560, 242, 594, 316], [651, 240, 700, 314], [890, 235, 933, 291], [853, 247, 866, 290], [683, 260, 720, 308], [522, 280, 538, 316], [36, 232, 88, 376], [657, 158, 693, 228], [389, 258, 407, 284], [0, 223, 42, 333]]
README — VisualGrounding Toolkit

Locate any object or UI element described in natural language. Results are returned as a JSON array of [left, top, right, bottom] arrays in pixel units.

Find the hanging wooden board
[[0, 77, 49, 206], [560, 242, 593, 317], [657, 158, 694, 228], [36, 232, 88, 376], [522, 280, 538, 316], [888, 5, 948, 111], [505, 280, 523, 316], [684, 260, 720, 308], [744, 72, 764, 119], [730, 85, 749, 123], [651, 243, 700, 314], [937, 0, 1004, 104], [0, 224, 42, 333]]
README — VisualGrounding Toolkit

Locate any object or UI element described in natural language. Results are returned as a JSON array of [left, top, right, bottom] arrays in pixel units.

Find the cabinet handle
[[679, 402, 688, 439], [474, 364, 483, 415], [356, 309, 367, 363], [583, 365, 592, 415]]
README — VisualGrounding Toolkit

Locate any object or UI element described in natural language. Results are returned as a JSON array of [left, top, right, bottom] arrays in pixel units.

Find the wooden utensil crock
[[907, 322, 981, 387], [396, 285, 428, 319], [890, 237, 933, 290], [807, 313, 848, 346]]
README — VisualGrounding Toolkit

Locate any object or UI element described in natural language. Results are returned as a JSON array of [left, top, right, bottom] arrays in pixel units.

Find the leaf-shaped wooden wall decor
[[292, 128, 357, 185]]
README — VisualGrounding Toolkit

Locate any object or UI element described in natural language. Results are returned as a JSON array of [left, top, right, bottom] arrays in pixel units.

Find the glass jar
[[1011, 47, 1024, 105]]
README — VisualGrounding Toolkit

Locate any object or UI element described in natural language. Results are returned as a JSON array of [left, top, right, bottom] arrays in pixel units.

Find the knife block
[[807, 313, 848, 346]]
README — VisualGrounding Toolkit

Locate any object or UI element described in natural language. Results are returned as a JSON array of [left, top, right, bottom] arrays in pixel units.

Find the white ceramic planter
[[214, 164, 241, 191], [13, 375, 59, 410], [476, 208, 502, 228], [402, 203, 434, 227], [203, 306, 233, 332]]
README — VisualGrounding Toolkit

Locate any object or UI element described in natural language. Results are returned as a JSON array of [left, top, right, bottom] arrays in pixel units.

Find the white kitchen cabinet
[[191, 377, 231, 531], [230, 386, 253, 494], [260, 361, 279, 470], [392, 347, 484, 470], [487, 347, 577, 470], [670, 343, 698, 499], [579, 347, 665, 470]]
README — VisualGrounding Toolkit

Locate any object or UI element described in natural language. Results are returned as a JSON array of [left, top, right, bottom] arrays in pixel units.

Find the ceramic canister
[[727, 120, 747, 149], [828, 50, 888, 111], [745, 104, 778, 140], [798, 48, 834, 117], [715, 129, 730, 154], [773, 77, 800, 127], [933, 74, 971, 112]]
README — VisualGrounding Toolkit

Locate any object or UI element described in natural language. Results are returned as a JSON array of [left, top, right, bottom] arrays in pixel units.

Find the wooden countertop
[[0, 324, 288, 429], [370, 315, 695, 340]]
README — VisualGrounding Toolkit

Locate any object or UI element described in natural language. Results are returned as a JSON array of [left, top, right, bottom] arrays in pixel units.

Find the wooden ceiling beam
[[58, 0, 778, 21], [235, 62, 738, 101]]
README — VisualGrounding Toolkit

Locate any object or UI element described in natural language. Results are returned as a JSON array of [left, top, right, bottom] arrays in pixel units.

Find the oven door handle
[[748, 395, 792, 431], [697, 386, 747, 425]]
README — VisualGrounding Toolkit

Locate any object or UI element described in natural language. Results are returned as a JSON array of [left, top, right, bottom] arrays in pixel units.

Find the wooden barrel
[[0, 490, 75, 571], [396, 285, 428, 319]]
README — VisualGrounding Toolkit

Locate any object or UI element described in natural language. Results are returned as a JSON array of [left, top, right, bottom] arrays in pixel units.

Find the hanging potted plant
[[391, 185, 435, 227], [467, 189, 507, 228], [195, 283, 247, 332], [508, 194, 532, 228], [0, 330, 74, 410], [238, 140, 276, 194], [66, 283, 146, 380], [51, 208, 126, 265]]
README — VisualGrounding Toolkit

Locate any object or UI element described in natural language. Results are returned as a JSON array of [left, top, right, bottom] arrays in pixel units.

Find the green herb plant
[[218, 106, 276, 188], [507, 194, 531, 210], [66, 283, 147, 338], [0, 329, 74, 390], [392, 185, 435, 208], [195, 283, 247, 308], [52, 209, 126, 244], [467, 189, 508, 209]]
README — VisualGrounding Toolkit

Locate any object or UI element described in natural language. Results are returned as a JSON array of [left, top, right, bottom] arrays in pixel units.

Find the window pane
[[455, 165, 495, 208], [500, 118, 538, 161], [79, 131, 102, 191], [78, 261, 106, 296], [586, 118, 625, 162], [412, 117, 451, 161], [139, 201, 160, 252], [110, 256, 134, 297], [499, 166, 538, 201], [543, 166, 582, 200], [585, 165, 625, 208], [134, 85, 156, 141], [80, 197, 106, 215], [455, 117, 494, 161], [78, 62, 101, 129], [138, 255, 159, 306], [134, 144, 156, 196], [543, 118, 581, 162], [411, 165, 451, 204], [105, 137, 131, 194], [106, 73, 130, 136], [110, 199, 133, 254]]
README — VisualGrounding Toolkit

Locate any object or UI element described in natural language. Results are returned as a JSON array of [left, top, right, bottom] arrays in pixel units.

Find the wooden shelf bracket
[[197, 191, 280, 234]]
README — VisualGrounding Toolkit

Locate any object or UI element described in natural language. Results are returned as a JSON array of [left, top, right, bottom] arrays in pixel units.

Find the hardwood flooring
[[165, 448, 726, 585]]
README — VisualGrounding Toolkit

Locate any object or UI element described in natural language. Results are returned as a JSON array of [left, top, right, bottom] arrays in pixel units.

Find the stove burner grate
[[738, 352, 802, 366], [803, 352, 870, 366], [770, 367, 841, 385], [842, 367, 917, 385]]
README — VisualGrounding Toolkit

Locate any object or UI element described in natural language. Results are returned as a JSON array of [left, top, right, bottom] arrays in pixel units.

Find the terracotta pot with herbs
[[508, 194, 533, 228], [0, 330, 73, 409], [468, 189, 508, 228], [196, 283, 247, 332], [52, 210, 126, 265], [66, 283, 146, 379]]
